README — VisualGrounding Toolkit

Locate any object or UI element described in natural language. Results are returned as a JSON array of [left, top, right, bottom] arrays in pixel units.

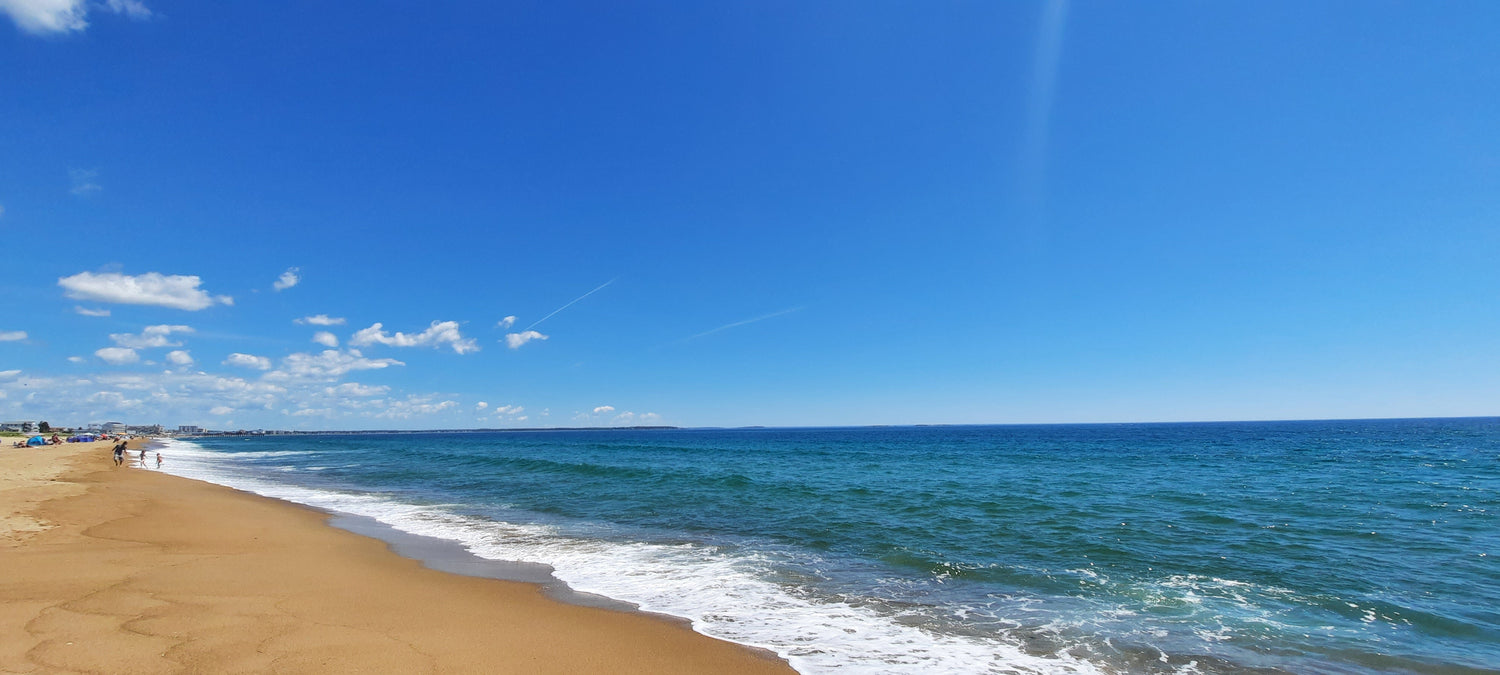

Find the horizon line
[[129, 413, 1500, 436]]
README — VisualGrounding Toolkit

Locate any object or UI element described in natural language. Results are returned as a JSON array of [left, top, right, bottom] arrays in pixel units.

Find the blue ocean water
[[156, 419, 1500, 674]]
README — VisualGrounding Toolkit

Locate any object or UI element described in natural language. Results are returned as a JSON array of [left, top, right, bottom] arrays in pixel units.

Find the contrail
[[1019, 0, 1070, 240], [526, 279, 616, 330], [682, 306, 804, 342]]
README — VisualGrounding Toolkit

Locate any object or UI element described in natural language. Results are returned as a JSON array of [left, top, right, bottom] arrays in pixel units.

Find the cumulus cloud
[[166, 350, 194, 366], [273, 267, 300, 291], [0, 330, 26, 341], [372, 396, 459, 420], [0, 0, 149, 34], [592, 405, 615, 414], [351, 320, 479, 355], [74, 306, 110, 317], [504, 330, 548, 349], [0, 0, 86, 33], [475, 401, 489, 410], [295, 314, 346, 326], [0, 368, 301, 427], [88, 390, 141, 409], [312, 331, 339, 348], [110, 324, 193, 349], [613, 411, 662, 425], [497, 316, 516, 330], [324, 382, 389, 397], [265, 349, 403, 382], [58, 271, 232, 311], [95, 347, 139, 365], [210, 406, 233, 415], [223, 353, 272, 370]]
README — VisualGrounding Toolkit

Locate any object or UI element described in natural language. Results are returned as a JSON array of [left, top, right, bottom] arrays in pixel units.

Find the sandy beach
[[0, 438, 794, 674]]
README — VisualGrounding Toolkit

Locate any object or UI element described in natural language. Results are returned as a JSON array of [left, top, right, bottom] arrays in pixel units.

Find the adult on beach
[[112, 442, 124, 466]]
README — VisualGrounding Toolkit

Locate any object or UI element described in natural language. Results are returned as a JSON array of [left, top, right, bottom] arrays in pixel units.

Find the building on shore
[[1, 421, 38, 433]]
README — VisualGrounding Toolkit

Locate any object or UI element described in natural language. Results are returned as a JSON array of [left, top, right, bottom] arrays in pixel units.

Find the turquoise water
[[160, 419, 1500, 673]]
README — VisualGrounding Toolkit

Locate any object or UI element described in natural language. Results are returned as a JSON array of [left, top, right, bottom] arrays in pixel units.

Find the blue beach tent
[[26, 435, 46, 447]]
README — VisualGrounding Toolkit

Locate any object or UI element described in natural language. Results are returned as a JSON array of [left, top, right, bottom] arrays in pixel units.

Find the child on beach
[[155, 452, 163, 469]]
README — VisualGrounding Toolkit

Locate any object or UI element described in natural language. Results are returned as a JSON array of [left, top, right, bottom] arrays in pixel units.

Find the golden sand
[[0, 438, 794, 674]]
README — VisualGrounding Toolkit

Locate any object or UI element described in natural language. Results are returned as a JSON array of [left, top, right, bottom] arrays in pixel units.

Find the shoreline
[[0, 438, 795, 673]]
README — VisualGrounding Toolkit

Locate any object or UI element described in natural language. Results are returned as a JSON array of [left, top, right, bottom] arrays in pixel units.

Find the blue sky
[[2, 1, 1497, 430]]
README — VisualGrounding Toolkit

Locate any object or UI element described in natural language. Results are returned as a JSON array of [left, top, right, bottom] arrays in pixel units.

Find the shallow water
[[156, 419, 1500, 674]]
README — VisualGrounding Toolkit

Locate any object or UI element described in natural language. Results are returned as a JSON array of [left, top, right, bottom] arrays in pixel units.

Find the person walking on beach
[[112, 443, 124, 466], [139, 448, 147, 463], [155, 452, 163, 469]]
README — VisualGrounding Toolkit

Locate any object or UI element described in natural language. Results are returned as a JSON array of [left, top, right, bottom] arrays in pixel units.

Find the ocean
[[152, 419, 1499, 674]]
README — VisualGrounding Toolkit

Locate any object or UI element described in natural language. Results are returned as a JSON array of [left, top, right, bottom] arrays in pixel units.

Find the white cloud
[[0, 0, 149, 34], [504, 330, 548, 349], [223, 353, 272, 371], [110, 324, 193, 349], [0, 330, 26, 341], [0, 0, 86, 33], [373, 396, 459, 420], [497, 316, 516, 330], [94, 347, 139, 365], [351, 320, 479, 355], [613, 411, 662, 425], [289, 407, 330, 417], [74, 306, 110, 317], [312, 331, 339, 347], [475, 401, 489, 410], [0, 369, 19, 379], [166, 350, 194, 366], [69, 168, 101, 195], [593, 405, 615, 414], [104, 0, 149, 18], [0, 369, 294, 426], [58, 271, 231, 311], [88, 390, 141, 409], [295, 314, 346, 326], [273, 267, 300, 291], [67, 356, 86, 363], [324, 382, 389, 397], [210, 406, 234, 415], [265, 349, 403, 382]]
